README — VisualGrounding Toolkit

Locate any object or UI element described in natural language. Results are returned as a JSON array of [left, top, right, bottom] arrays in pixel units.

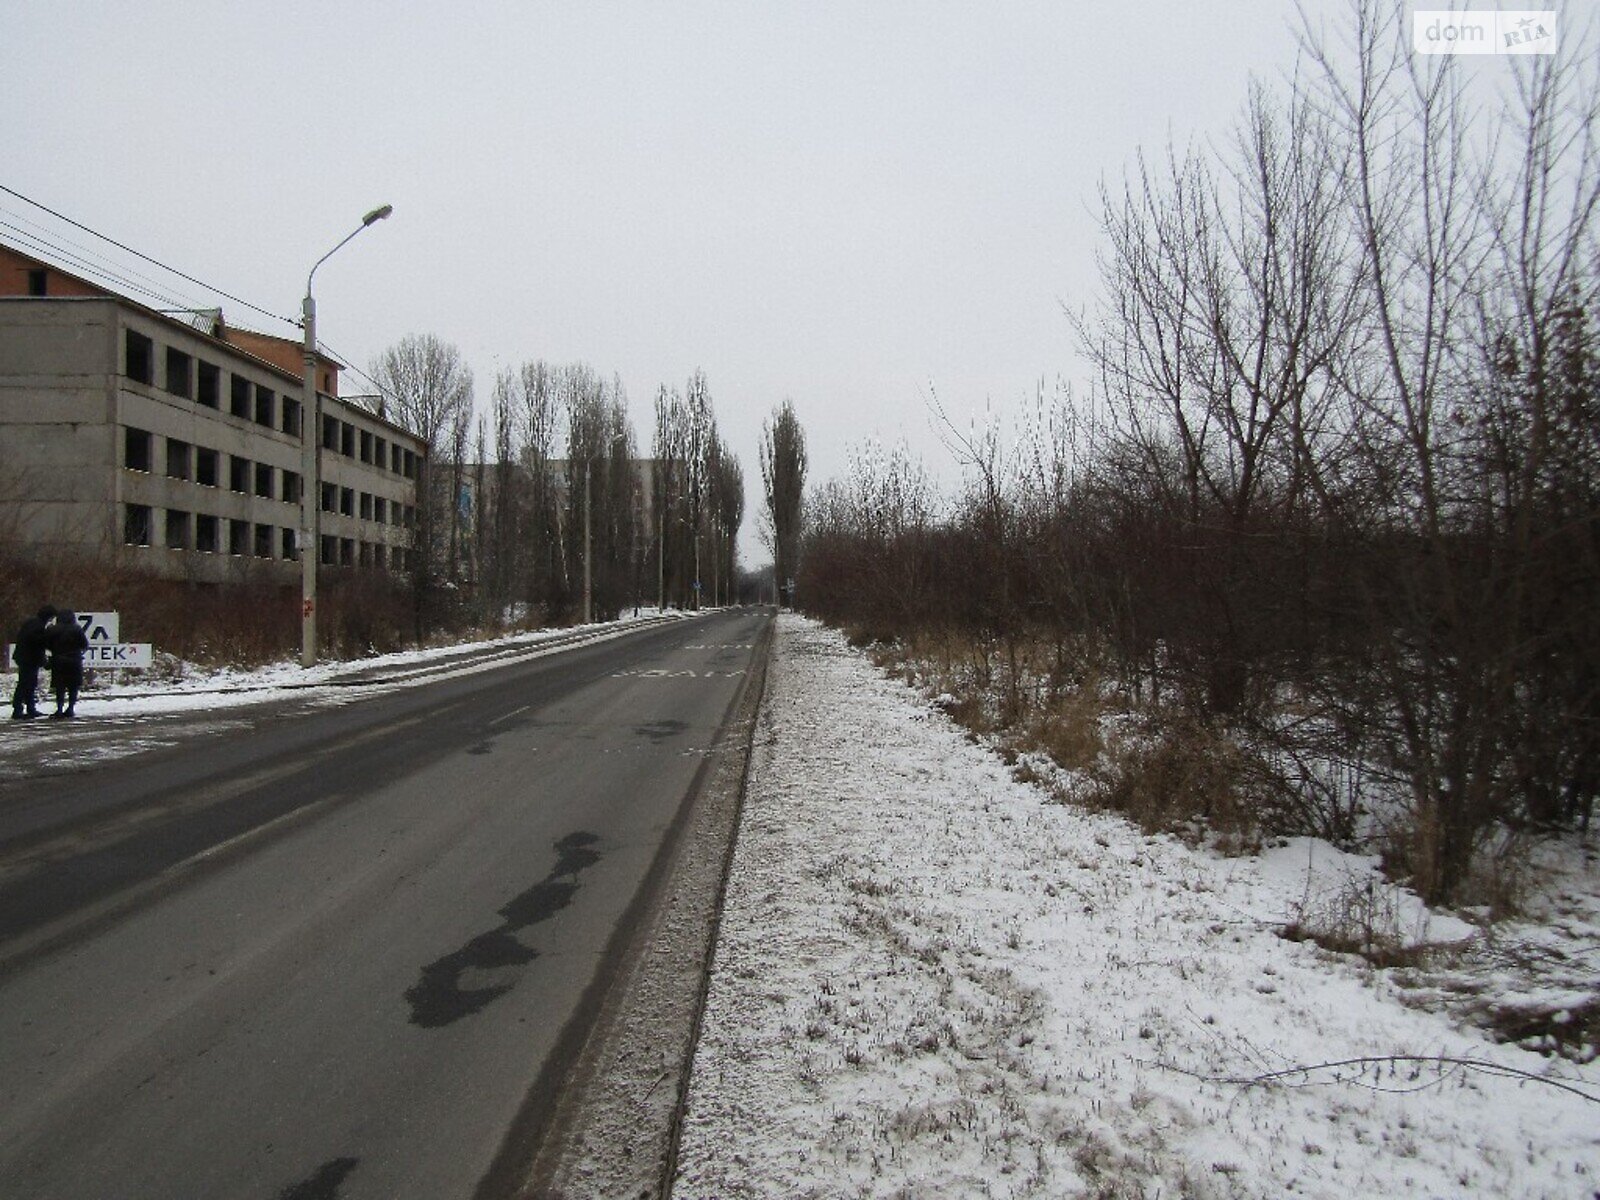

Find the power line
[[0, 204, 215, 311], [316, 337, 398, 413], [0, 220, 199, 313], [3, 182, 402, 414], [0, 181, 296, 327]]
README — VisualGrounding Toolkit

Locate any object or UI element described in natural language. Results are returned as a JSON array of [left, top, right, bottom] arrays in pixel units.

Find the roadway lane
[[0, 608, 769, 1200]]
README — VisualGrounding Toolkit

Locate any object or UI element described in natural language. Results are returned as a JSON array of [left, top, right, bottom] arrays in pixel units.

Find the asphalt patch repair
[[405, 832, 602, 1029]]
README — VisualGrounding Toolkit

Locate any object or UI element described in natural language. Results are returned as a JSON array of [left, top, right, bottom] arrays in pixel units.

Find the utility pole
[[582, 458, 592, 625]]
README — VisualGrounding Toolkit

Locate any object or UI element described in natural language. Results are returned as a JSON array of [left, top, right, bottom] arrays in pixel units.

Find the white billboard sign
[[78, 611, 120, 644], [85, 643, 152, 669]]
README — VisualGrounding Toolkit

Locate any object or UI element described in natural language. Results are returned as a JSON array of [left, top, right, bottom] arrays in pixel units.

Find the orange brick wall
[[0, 244, 109, 298], [222, 328, 341, 397]]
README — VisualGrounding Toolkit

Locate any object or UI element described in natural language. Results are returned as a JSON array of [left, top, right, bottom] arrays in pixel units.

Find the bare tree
[[653, 385, 683, 609], [760, 399, 808, 607], [516, 359, 563, 619], [473, 369, 521, 624], [559, 366, 637, 621], [706, 435, 745, 605], [370, 334, 473, 628], [682, 371, 715, 609], [1076, 68, 1358, 714]]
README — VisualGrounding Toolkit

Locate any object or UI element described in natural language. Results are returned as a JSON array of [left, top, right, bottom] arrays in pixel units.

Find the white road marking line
[[489, 705, 530, 726], [610, 669, 746, 679]]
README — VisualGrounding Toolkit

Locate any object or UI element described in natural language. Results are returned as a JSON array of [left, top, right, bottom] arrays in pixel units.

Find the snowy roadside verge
[[0, 610, 708, 781], [2, 608, 695, 721], [673, 615, 1599, 1198]]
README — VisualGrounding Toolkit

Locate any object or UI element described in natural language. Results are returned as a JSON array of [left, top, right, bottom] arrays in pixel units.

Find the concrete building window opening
[[26, 268, 46, 296], [254, 386, 275, 429], [164, 347, 192, 400], [164, 509, 190, 551], [280, 527, 298, 562], [320, 482, 336, 513], [253, 462, 274, 500], [197, 360, 220, 408], [283, 470, 301, 505], [359, 491, 372, 521], [339, 537, 354, 567], [373, 496, 387, 524], [253, 523, 272, 559], [196, 514, 219, 553], [196, 447, 219, 488], [124, 427, 152, 473], [229, 455, 249, 494], [375, 436, 387, 468], [231, 375, 251, 420], [123, 503, 152, 546], [125, 331, 154, 385], [320, 535, 336, 567], [339, 487, 353, 518], [322, 414, 338, 451], [359, 429, 373, 464], [340, 423, 354, 458], [228, 518, 248, 557], [281, 397, 301, 438], [165, 438, 191, 481]]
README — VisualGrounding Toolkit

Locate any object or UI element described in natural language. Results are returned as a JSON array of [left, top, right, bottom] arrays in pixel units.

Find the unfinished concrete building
[[0, 241, 425, 585]]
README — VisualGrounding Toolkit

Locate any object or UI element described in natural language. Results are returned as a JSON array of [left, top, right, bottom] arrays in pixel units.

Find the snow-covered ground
[[675, 615, 1600, 1199]]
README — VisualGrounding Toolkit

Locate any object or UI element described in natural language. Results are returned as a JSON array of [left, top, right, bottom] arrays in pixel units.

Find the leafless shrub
[[1280, 873, 1432, 968]]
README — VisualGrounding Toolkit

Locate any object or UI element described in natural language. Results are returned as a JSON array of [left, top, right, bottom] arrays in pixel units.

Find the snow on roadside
[[13, 608, 687, 719], [674, 615, 1600, 1199]]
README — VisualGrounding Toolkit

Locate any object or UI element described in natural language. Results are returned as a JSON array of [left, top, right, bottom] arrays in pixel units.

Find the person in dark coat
[[46, 609, 88, 720], [9, 605, 56, 719]]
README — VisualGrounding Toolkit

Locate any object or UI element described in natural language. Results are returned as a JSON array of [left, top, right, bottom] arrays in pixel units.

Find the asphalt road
[[0, 608, 769, 1200]]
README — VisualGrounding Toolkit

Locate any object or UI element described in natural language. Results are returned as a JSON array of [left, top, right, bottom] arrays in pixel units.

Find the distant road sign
[[85, 643, 152, 669]]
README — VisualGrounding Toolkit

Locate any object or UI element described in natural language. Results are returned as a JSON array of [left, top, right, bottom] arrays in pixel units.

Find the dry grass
[[1021, 684, 1105, 774], [874, 629, 1269, 850], [1096, 716, 1259, 845]]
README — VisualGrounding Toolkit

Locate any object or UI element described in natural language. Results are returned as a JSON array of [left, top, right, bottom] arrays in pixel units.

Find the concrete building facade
[[0, 243, 424, 585]]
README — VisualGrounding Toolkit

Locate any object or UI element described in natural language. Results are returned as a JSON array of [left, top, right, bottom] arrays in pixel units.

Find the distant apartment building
[[0, 241, 425, 584]]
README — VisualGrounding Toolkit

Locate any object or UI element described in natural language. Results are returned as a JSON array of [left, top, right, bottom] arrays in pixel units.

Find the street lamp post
[[300, 204, 392, 668]]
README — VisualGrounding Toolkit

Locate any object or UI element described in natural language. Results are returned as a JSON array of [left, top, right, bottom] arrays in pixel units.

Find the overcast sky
[[4, 2, 1314, 564]]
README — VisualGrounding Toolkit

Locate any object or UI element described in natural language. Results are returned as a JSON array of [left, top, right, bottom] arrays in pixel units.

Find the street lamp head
[[362, 204, 394, 226]]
